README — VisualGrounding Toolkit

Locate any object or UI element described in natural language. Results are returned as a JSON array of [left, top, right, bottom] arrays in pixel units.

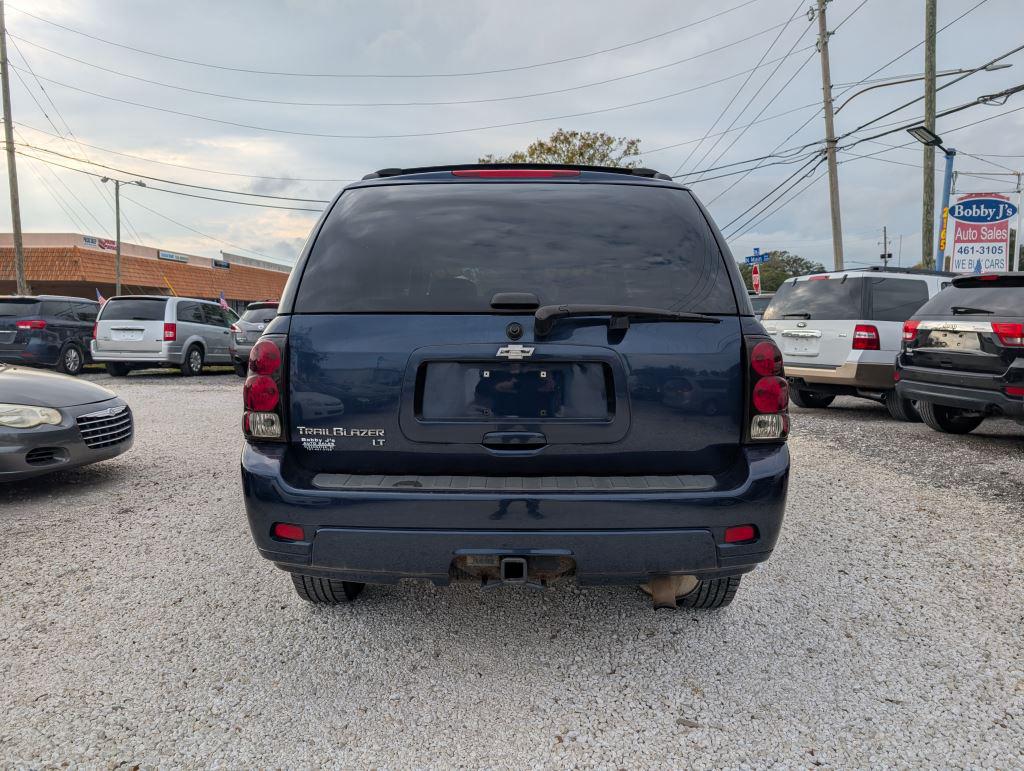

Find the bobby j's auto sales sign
[[948, 192, 1017, 273]]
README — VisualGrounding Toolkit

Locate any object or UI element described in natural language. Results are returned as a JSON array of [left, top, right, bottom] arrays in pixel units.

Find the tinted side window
[[296, 183, 737, 314], [74, 302, 98, 322], [869, 278, 929, 322], [41, 301, 77, 320], [202, 305, 230, 327], [176, 302, 205, 324]]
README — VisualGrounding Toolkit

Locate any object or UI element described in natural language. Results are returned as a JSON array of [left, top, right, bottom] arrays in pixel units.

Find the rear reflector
[[451, 169, 581, 178], [272, 522, 304, 542], [163, 322, 177, 341], [1005, 386, 1024, 397], [724, 524, 757, 544], [15, 319, 46, 330], [852, 324, 880, 350], [991, 322, 1024, 347]]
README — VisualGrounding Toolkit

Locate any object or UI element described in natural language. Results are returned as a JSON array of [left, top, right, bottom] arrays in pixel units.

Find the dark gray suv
[[0, 295, 99, 376]]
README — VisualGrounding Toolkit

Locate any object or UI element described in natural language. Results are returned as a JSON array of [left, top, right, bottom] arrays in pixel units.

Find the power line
[[15, 150, 325, 212], [21, 154, 90, 232], [12, 61, 831, 141], [7, 0, 764, 79], [721, 153, 825, 232], [8, 29, 813, 109], [672, 0, 806, 176], [13, 142, 332, 202]]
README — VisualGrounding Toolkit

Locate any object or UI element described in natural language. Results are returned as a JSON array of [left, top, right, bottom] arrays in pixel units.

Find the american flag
[[219, 291, 230, 310], [95, 289, 107, 306]]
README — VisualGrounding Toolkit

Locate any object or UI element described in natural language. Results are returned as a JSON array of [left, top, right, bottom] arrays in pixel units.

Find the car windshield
[[0, 299, 40, 317], [241, 307, 277, 324], [294, 183, 737, 314], [763, 278, 865, 320], [749, 296, 773, 313], [917, 284, 1024, 316], [100, 298, 168, 321]]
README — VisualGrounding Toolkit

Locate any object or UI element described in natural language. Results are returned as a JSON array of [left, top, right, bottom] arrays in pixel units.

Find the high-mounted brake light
[[451, 169, 581, 178], [977, 274, 1000, 281], [902, 319, 920, 342], [991, 322, 1024, 346], [808, 275, 829, 281], [852, 324, 880, 350], [163, 322, 177, 341], [15, 319, 46, 330]]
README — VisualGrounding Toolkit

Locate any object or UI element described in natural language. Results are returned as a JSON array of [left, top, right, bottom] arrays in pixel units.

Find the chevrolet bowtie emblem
[[496, 344, 535, 360]]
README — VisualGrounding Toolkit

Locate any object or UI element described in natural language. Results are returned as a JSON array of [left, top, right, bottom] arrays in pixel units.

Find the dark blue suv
[[240, 165, 790, 609], [0, 295, 99, 376]]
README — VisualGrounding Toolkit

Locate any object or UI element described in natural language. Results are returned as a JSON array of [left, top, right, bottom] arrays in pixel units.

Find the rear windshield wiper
[[950, 306, 993, 315], [534, 304, 720, 337]]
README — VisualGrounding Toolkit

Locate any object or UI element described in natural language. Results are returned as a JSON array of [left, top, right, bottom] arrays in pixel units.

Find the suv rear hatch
[[94, 298, 169, 354], [0, 298, 41, 352], [764, 276, 867, 367], [282, 178, 748, 478], [904, 274, 1024, 378]]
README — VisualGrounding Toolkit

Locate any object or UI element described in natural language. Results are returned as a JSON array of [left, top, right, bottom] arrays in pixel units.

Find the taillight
[[15, 319, 46, 330], [243, 335, 286, 441], [745, 336, 788, 442], [1004, 386, 1024, 397], [991, 322, 1024, 347], [92, 322, 98, 339], [902, 320, 920, 342], [852, 324, 880, 350], [163, 322, 176, 341], [230, 323, 239, 334]]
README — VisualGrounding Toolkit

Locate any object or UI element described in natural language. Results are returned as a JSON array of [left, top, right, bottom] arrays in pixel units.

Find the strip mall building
[[0, 233, 290, 313]]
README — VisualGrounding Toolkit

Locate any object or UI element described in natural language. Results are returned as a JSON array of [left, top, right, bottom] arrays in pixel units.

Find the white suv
[[761, 267, 952, 420]]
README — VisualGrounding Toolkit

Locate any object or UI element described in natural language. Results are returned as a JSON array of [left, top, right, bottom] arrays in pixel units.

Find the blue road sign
[[745, 247, 770, 265]]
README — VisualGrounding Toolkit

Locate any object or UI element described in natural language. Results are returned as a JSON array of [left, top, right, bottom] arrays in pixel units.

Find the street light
[[100, 177, 146, 295], [906, 127, 956, 273]]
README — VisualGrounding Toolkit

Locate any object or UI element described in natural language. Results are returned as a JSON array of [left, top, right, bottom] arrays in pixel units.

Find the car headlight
[[0, 403, 63, 429]]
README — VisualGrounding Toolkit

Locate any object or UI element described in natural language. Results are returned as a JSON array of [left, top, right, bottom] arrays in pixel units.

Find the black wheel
[[883, 390, 921, 422], [790, 389, 835, 409], [290, 573, 365, 604], [56, 343, 85, 376], [234, 361, 248, 378], [180, 344, 204, 377], [678, 576, 742, 609], [917, 400, 985, 434], [106, 362, 131, 377]]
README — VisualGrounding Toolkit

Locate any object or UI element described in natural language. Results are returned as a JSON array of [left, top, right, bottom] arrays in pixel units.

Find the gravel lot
[[1, 372, 1022, 768]]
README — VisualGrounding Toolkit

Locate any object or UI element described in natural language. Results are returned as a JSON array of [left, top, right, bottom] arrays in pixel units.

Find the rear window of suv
[[0, 299, 40, 316], [241, 307, 277, 324], [916, 283, 1024, 316], [101, 298, 168, 321], [763, 277, 865, 320], [294, 183, 737, 314]]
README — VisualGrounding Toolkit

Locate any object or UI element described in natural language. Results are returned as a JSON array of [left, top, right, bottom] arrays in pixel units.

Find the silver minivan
[[91, 295, 239, 377]]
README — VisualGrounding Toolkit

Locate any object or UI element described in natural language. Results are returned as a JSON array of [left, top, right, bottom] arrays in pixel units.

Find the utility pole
[[921, 0, 937, 269], [0, 0, 27, 294], [101, 177, 145, 295], [880, 225, 890, 269], [815, 0, 844, 271]]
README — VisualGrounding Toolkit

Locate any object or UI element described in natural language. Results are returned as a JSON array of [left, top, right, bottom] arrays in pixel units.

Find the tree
[[737, 251, 826, 293], [479, 129, 641, 167]]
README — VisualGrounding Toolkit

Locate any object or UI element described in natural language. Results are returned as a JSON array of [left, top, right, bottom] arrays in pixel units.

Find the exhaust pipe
[[643, 575, 699, 610]]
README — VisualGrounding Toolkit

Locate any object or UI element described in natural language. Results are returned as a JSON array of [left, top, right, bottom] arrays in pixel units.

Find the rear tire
[[234, 361, 248, 378], [790, 389, 835, 409], [56, 343, 85, 376], [106, 362, 130, 377], [678, 576, 742, 609], [883, 390, 921, 422], [180, 344, 204, 377], [917, 400, 985, 434], [291, 573, 365, 604]]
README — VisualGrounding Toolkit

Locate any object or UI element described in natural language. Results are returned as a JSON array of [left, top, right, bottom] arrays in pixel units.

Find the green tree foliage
[[479, 129, 641, 167], [737, 251, 826, 293]]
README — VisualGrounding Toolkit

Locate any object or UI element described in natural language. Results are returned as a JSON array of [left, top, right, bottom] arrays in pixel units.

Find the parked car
[[0, 295, 99, 376], [91, 296, 239, 377], [896, 272, 1023, 434], [762, 266, 953, 421], [749, 292, 775, 320], [240, 164, 790, 610], [230, 301, 278, 376], [0, 363, 133, 481]]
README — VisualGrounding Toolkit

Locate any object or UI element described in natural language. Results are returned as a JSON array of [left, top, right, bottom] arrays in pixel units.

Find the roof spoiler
[[952, 272, 1024, 288], [361, 163, 674, 181]]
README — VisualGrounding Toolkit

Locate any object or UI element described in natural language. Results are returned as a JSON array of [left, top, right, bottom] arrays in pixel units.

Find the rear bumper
[[0, 338, 58, 367], [240, 443, 790, 585], [785, 360, 893, 391], [90, 340, 183, 365], [897, 377, 1024, 417]]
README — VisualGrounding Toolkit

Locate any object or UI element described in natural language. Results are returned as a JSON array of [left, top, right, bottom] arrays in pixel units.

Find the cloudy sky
[[4, 0, 1024, 269]]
